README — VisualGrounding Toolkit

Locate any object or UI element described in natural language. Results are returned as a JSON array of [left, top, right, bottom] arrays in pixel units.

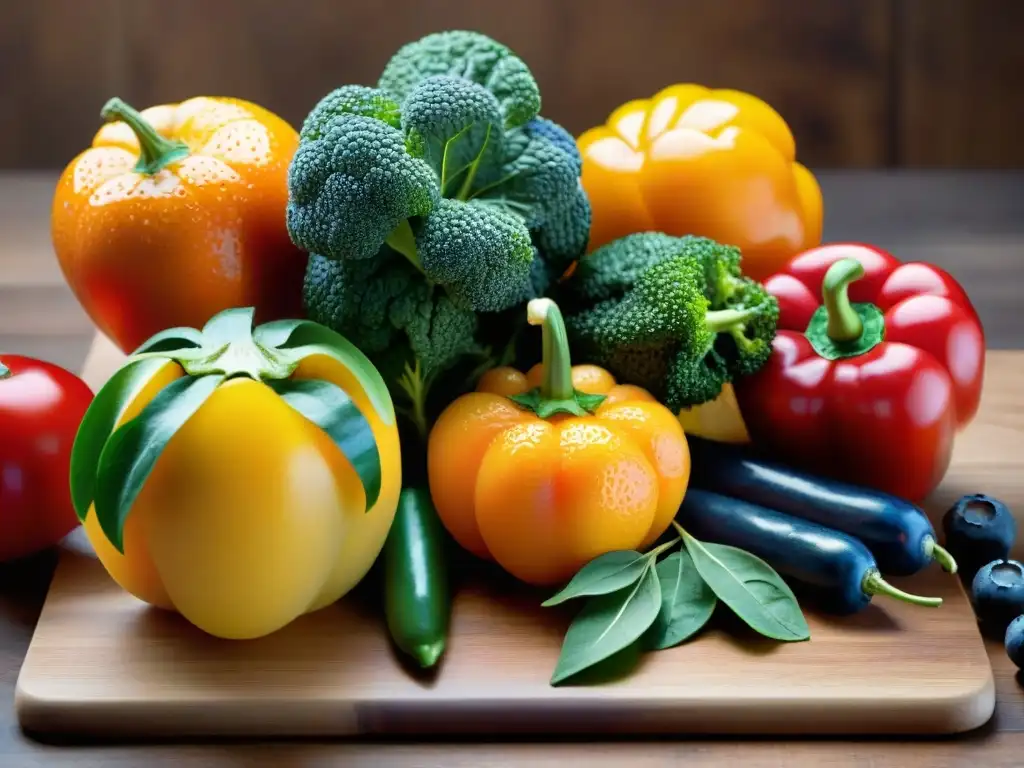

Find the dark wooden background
[[1, 0, 1021, 170]]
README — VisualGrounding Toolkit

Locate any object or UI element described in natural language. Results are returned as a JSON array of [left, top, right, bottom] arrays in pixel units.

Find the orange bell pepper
[[427, 298, 690, 587], [51, 96, 306, 354], [578, 84, 824, 282]]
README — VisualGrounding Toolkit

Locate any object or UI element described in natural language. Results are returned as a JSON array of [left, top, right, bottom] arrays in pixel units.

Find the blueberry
[[943, 494, 1016, 578], [1006, 615, 1024, 669], [971, 559, 1024, 629]]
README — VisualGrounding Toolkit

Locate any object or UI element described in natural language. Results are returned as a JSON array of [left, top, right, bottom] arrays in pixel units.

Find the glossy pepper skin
[[71, 308, 402, 640], [427, 299, 690, 587], [0, 356, 94, 562], [577, 84, 823, 282], [52, 97, 306, 354], [734, 243, 985, 502]]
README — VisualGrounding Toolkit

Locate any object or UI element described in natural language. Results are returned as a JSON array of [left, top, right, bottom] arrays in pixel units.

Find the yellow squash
[[70, 307, 401, 640]]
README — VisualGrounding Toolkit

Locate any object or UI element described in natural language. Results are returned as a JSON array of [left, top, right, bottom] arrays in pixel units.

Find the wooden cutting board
[[16, 336, 1022, 739]]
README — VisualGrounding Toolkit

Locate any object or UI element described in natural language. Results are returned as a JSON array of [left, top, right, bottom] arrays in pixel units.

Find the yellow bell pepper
[[578, 84, 823, 282], [427, 298, 690, 587], [70, 307, 401, 640]]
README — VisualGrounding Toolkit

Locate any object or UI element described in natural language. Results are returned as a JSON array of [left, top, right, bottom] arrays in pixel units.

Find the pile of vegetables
[[24, 27, 1013, 690]]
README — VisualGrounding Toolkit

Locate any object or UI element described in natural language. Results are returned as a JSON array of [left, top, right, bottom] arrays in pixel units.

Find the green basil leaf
[[130, 326, 204, 356], [93, 374, 224, 553], [643, 550, 717, 650], [267, 378, 382, 512], [201, 307, 256, 345], [69, 357, 173, 521], [542, 550, 646, 607], [550, 563, 661, 686], [680, 529, 810, 642], [258, 319, 395, 427]]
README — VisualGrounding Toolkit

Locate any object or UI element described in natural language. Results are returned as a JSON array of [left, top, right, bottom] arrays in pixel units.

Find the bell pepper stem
[[924, 537, 958, 574], [821, 258, 866, 342], [527, 298, 574, 401], [862, 570, 942, 607], [0, 359, 9, 380], [509, 300, 604, 419], [100, 97, 190, 175]]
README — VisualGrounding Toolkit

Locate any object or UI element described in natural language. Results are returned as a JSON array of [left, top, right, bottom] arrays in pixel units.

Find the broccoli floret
[[716, 279, 779, 376], [533, 179, 591, 276], [521, 116, 583, 176], [302, 250, 408, 352], [298, 84, 402, 141], [413, 198, 533, 312], [378, 30, 541, 128], [304, 248, 484, 439], [287, 110, 438, 261], [400, 75, 504, 193], [290, 31, 590, 439], [562, 233, 779, 410], [567, 232, 743, 307]]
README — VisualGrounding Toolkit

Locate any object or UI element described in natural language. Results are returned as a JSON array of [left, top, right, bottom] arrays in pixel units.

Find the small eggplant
[[686, 437, 956, 576], [677, 489, 943, 615]]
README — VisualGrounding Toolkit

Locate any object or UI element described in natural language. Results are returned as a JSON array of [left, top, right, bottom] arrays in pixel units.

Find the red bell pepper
[[0, 354, 94, 562], [734, 243, 985, 502]]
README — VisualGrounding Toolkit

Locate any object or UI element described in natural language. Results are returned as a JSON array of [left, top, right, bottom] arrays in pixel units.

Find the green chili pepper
[[384, 487, 450, 668]]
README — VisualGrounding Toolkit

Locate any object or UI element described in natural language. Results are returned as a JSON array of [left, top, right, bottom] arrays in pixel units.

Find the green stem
[[100, 97, 190, 175], [821, 258, 865, 342], [924, 537, 958, 574], [455, 123, 492, 201], [528, 298, 574, 401], [645, 536, 681, 560], [397, 361, 429, 443], [385, 220, 422, 272], [0, 359, 9, 380], [862, 570, 942, 607], [705, 306, 762, 334]]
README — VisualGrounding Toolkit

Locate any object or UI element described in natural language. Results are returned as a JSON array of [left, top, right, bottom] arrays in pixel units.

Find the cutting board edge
[[14, 649, 997, 738]]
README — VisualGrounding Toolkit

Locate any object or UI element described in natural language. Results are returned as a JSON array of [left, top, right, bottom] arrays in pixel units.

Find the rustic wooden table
[[1, 170, 1023, 766]]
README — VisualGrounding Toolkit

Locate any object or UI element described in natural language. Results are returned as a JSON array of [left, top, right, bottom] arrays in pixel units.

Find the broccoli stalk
[[561, 233, 779, 411]]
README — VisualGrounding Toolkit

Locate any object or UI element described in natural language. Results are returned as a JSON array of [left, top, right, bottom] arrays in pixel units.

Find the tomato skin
[[0, 355, 94, 562]]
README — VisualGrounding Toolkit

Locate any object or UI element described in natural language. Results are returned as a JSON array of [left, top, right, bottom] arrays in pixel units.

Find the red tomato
[[0, 355, 93, 562]]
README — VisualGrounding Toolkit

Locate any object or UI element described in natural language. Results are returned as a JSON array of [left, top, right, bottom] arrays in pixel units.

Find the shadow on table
[[0, 548, 59, 637]]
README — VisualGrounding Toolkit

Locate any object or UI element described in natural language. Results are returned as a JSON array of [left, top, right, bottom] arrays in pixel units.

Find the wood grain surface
[[2, 1, 1022, 170], [1, 170, 1023, 764], [13, 328, 1000, 737]]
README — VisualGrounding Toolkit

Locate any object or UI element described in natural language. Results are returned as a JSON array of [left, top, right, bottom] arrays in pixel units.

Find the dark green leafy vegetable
[[550, 563, 661, 686], [643, 551, 717, 650], [541, 550, 648, 607], [543, 524, 810, 684], [675, 523, 810, 642]]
